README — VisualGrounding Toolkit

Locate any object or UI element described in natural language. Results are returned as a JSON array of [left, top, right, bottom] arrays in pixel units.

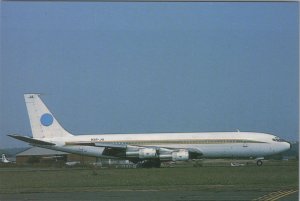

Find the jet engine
[[126, 148, 190, 161], [159, 150, 189, 161], [172, 150, 189, 161], [126, 148, 157, 159]]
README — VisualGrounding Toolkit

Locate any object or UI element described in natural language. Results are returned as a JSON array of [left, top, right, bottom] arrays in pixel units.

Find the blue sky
[[1, 2, 299, 148]]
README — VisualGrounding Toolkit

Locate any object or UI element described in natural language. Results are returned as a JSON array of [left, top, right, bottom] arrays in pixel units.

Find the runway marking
[[253, 189, 298, 201]]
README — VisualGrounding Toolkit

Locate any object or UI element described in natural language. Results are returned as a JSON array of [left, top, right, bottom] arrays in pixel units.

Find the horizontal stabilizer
[[8, 134, 55, 146]]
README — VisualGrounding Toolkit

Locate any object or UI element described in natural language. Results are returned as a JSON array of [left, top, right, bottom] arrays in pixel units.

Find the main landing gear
[[256, 159, 263, 166], [137, 159, 161, 168]]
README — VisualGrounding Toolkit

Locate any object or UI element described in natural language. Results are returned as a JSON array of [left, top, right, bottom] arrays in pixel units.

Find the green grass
[[0, 161, 298, 193]]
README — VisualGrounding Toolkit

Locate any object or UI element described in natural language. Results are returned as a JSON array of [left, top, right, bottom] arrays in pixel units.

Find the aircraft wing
[[94, 142, 127, 149], [71, 141, 203, 157], [93, 142, 201, 153], [92, 142, 203, 158], [65, 141, 127, 149], [8, 134, 56, 146]]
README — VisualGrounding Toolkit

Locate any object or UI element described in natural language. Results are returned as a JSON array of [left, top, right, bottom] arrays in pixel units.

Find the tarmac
[[0, 189, 298, 201]]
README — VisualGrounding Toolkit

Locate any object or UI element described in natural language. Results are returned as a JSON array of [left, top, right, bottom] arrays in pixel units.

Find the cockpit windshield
[[272, 136, 286, 142]]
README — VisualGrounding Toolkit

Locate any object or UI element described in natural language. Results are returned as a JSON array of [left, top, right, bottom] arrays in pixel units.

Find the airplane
[[8, 94, 291, 168], [1, 154, 11, 163]]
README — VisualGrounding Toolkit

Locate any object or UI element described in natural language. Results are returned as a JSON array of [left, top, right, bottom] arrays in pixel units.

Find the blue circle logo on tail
[[40, 113, 54, 126]]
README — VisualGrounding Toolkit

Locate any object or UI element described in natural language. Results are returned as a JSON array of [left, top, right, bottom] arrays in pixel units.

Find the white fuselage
[[10, 94, 291, 165], [41, 132, 290, 159]]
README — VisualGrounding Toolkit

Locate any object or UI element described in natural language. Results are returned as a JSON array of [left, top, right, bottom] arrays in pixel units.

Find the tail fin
[[24, 94, 73, 139]]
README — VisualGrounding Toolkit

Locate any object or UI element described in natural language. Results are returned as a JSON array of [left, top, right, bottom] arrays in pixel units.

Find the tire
[[256, 160, 263, 166]]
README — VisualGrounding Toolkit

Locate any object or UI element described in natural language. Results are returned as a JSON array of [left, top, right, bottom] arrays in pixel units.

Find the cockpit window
[[272, 137, 285, 142]]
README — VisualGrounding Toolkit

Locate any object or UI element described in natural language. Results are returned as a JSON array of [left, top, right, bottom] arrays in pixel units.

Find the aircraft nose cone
[[283, 142, 292, 151]]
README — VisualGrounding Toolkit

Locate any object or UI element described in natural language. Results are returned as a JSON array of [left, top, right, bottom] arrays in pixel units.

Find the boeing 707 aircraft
[[9, 94, 291, 167]]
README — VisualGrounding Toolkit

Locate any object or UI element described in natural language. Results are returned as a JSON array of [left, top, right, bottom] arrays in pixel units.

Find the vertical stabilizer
[[24, 94, 73, 139]]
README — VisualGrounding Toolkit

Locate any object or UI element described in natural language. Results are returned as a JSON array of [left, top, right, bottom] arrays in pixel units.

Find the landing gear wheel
[[256, 160, 263, 166]]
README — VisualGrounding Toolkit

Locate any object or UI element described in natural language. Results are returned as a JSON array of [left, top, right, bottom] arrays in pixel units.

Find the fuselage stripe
[[65, 139, 266, 146]]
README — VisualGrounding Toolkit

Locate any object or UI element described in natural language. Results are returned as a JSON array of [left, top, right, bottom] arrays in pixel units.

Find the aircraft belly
[[199, 143, 272, 158], [197, 144, 229, 157], [196, 144, 255, 158]]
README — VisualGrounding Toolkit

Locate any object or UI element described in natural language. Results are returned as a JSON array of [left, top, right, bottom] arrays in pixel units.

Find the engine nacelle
[[171, 150, 189, 161], [126, 148, 157, 159], [139, 148, 157, 159], [159, 150, 189, 161]]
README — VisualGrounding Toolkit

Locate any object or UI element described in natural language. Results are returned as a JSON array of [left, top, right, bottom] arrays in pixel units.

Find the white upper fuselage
[[43, 132, 290, 158]]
